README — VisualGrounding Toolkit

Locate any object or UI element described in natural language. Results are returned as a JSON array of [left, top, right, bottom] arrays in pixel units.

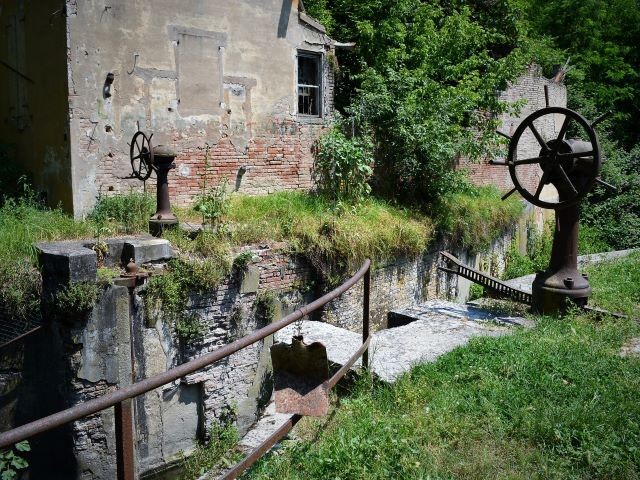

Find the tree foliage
[[306, 0, 639, 249], [518, 0, 640, 147], [514, 0, 640, 250], [306, 0, 535, 204]]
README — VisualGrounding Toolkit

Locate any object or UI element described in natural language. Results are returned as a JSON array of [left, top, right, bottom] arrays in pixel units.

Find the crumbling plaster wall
[[0, 0, 72, 209], [66, 0, 334, 217]]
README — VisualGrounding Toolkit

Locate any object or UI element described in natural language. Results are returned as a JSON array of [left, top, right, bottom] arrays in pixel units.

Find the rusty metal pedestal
[[149, 145, 178, 237], [532, 203, 591, 314]]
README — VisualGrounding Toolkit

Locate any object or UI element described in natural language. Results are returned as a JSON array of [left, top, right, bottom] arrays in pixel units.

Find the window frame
[[296, 50, 323, 118]]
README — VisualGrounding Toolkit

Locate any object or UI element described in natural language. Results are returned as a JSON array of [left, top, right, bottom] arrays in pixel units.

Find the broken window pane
[[297, 53, 321, 116]]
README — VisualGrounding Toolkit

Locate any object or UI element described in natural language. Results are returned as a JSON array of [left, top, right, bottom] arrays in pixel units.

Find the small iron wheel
[[130, 131, 154, 181]]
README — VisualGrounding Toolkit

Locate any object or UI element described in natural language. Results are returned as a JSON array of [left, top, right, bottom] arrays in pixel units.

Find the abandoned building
[[1, 0, 336, 216], [1, 0, 566, 218], [0, 2, 574, 479]]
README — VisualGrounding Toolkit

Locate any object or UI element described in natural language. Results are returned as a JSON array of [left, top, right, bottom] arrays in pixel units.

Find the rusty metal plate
[[271, 336, 330, 417]]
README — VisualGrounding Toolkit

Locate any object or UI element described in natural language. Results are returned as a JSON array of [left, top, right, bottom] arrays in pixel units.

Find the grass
[[246, 253, 640, 479], [437, 186, 524, 254], [0, 195, 92, 319], [180, 423, 241, 479], [0, 187, 522, 318], [171, 192, 435, 283]]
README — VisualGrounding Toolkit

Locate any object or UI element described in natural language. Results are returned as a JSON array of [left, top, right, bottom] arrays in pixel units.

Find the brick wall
[[167, 120, 328, 205], [459, 65, 567, 196]]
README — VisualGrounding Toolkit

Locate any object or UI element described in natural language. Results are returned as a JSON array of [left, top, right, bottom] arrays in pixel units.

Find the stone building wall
[[65, 0, 334, 216]]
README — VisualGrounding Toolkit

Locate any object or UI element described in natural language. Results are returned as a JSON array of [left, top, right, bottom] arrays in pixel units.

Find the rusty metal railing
[[0, 259, 372, 480]]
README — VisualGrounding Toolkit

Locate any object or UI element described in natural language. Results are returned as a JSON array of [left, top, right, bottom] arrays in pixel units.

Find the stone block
[[96, 235, 155, 267], [77, 286, 130, 384], [37, 241, 97, 294], [122, 238, 173, 265], [240, 266, 260, 294]]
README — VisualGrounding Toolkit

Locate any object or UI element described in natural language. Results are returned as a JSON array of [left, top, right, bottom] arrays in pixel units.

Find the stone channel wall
[[2, 216, 540, 478]]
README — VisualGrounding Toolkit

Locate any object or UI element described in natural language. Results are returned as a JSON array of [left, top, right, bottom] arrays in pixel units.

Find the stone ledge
[[37, 241, 97, 293], [122, 238, 173, 265]]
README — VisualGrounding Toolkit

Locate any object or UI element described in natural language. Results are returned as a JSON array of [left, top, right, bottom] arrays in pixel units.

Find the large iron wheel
[[507, 107, 600, 210]]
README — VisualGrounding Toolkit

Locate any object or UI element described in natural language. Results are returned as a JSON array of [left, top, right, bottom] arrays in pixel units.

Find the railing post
[[115, 399, 136, 480], [362, 265, 370, 370]]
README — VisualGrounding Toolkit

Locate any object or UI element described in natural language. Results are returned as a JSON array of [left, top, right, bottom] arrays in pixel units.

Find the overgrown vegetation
[[247, 254, 640, 479], [195, 178, 231, 232], [180, 423, 241, 480], [143, 257, 231, 342], [50, 281, 100, 321], [305, 0, 542, 205], [304, 0, 640, 251], [438, 185, 523, 254], [314, 121, 373, 203], [502, 221, 554, 280], [514, 0, 640, 250], [0, 441, 30, 480], [0, 189, 91, 320], [90, 190, 155, 235], [254, 291, 277, 325]]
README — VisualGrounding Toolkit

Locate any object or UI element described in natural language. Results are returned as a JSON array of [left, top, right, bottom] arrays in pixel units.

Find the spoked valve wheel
[[130, 131, 154, 181], [506, 107, 601, 210]]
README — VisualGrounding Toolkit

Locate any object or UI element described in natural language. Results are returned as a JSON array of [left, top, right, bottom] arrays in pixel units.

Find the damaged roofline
[[297, 0, 327, 34], [297, 0, 355, 48]]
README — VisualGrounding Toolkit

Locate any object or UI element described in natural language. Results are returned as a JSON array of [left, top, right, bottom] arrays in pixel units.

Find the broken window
[[297, 52, 322, 116]]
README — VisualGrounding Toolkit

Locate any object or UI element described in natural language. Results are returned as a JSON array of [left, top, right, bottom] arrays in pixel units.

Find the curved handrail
[[0, 259, 371, 451]]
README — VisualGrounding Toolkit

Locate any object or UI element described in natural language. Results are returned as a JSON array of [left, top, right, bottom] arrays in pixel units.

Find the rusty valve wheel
[[130, 131, 154, 181], [506, 106, 601, 210]]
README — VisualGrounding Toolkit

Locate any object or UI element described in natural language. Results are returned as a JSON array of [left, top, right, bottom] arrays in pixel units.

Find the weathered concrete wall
[[18, 219, 533, 478], [0, 0, 72, 209], [460, 64, 567, 202], [320, 209, 532, 331], [65, 0, 334, 216]]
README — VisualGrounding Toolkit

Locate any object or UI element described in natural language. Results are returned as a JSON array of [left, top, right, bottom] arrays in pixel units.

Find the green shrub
[[89, 191, 155, 234], [194, 178, 231, 231], [315, 125, 373, 203], [232, 251, 253, 278], [0, 262, 41, 321], [175, 314, 207, 343], [502, 221, 553, 280], [578, 225, 612, 255], [51, 281, 100, 319], [144, 257, 230, 343], [254, 291, 277, 324], [468, 283, 485, 301], [0, 441, 30, 479], [581, 141, 640, 250], [180, 423, 240, 479]]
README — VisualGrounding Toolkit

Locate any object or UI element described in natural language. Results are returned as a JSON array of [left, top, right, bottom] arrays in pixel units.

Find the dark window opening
[[297, 52, 321, 116]]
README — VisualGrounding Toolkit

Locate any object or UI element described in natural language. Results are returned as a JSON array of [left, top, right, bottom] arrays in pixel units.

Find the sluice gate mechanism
[[441, 97, 618, 315], [129, 131, 179, 236]]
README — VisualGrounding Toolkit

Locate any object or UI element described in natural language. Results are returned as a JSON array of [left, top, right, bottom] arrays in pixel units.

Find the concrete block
[[240, 266, 260, 294], [77, 286, 130, 384], [122, 238, 173, 265], [37, 241, 97, 293], [94, 235, 155, 267]]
